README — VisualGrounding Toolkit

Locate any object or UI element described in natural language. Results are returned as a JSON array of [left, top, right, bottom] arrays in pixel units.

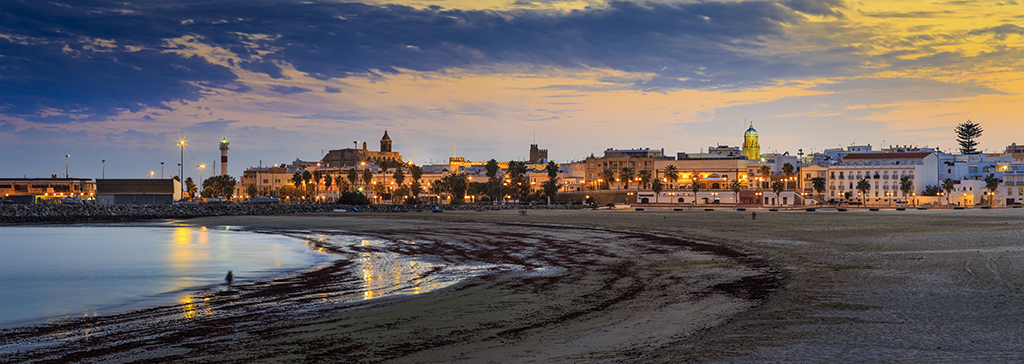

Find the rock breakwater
[[0, 203, 586, 224]]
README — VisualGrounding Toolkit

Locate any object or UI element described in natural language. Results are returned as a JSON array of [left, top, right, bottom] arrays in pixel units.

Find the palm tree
[[291, 172, 303, 188], [984, 173, 1001, 206], [856, 179, 871, 206], [651, 179, 663, 204], [759, 164, 771, 188], [619, 167, 635, 190], [811, 177, 826, 204], [731, 180, 742, 206], [361, 168, 373, 189], [899, 176, 913, 205], [638, 170, 652, 190], [941, 178, 956, 206], [312, 170, 322, 199], [302, 170, 312, 186], [335, 175, 349, 193], [393, 168, 406, 188], [545, 161, 560, 204], [771, 181, 784, 206], [782, 163, 795, 190], [663, 165, 679, 189], [323, 172, 333, 196], [599, 168, 615, 190], [347, 169, 358, 190], [690, 176, 701, 205]]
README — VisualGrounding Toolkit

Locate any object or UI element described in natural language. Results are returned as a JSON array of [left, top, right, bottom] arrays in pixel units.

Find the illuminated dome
[[744, 125, 758, 138]]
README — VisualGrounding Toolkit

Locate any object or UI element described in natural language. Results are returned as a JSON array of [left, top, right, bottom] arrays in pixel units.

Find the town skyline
[[2, 0, 1022, 179]]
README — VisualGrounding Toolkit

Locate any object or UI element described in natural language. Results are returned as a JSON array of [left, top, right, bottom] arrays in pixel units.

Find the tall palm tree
[[730, 180, 742, 206], [638, 169, 652, 190], [291, 172, 303, 188], [663, 165, 679, 189], [984, 173, 1001, 206], [771, 181, 784, 206], [361, 168, 374, 189], [347, 169, 358, 190], [323, 172, 333, 195], [312, 170, 322, 199], [690, 175, 701, 205], [856, 178, 871, 206], [782, 163, 795, 190], [651, 179, 664, 204], [393, 168, 406, 188], [600, 169, 616, 190], [899, 176, 913, 204], [619, 167, 635, 190], [811, 177, 826, 204], [759, 164, 771, 188], [941, 178, 956, 206]]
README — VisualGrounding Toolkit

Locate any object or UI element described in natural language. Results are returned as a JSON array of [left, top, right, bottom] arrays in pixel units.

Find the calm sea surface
[[0, 225, 329, 327]]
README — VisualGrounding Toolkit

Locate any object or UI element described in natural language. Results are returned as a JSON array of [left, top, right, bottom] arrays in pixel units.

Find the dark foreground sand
[[2, 208, 1022, 363]]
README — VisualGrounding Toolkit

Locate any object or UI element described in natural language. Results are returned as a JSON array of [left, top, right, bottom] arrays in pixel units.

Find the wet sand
[[2, 208, 1023, 363]]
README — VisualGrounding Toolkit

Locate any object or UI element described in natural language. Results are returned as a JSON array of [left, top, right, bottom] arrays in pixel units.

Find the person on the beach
[[225, 270, 234, 287]]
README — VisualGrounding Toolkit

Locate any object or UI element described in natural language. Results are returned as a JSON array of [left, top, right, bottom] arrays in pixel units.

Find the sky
[[1, 0, 1022, 180]]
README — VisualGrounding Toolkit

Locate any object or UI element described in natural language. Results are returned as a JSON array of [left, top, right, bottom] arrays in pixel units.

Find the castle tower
[[380, 130, 392, 152], [741, 123, 760, 161], [219, 138, 229, 176]]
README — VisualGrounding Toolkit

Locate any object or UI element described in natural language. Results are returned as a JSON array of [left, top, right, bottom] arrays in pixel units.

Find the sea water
[[0, 225, 329, 327]]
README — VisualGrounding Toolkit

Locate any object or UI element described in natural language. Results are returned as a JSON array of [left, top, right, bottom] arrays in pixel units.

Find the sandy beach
[[2, 208, 1022, 363]]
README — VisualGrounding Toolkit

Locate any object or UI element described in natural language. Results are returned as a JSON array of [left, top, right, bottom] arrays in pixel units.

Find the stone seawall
[[0, 203, 587, 224]]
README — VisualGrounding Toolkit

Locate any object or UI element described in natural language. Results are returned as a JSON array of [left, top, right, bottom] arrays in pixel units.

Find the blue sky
[[2, 0, 1021, 179]]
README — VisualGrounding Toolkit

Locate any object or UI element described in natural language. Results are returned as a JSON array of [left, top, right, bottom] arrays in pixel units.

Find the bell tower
[[380, 130, 392, 152]]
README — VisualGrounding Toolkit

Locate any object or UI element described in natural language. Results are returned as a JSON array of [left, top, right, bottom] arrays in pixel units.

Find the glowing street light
[[65, 154, 70, 178], [178, 139, 187, 200]]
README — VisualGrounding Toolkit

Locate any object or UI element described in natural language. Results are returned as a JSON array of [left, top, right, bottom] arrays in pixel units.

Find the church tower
[[380, 130, 392, 152], [742, 123, 760, 161]]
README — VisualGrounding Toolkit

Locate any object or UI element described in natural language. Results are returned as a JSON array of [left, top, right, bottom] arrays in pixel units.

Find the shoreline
[[0, 215, 777, 363]]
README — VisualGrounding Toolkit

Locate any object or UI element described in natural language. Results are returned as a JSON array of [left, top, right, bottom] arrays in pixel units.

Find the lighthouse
[[219, 138, 229, 176]]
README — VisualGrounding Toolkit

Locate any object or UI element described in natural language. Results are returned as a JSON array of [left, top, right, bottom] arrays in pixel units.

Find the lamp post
[[161, 162, 164, 179], [178, 139, 186, 200], [102, 160, 105, 179], [65, 154, 70, 178], [198, 164, 206, 196]]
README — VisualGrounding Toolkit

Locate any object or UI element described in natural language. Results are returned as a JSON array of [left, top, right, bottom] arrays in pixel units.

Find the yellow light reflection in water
[[167, 227, 213, 292]]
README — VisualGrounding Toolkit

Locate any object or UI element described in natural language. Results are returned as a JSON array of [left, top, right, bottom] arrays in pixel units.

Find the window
[[831, 172, 835, 179], [839, 172, 844, 178]]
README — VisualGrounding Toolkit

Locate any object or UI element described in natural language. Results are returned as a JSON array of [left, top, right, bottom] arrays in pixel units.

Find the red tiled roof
[[843, 152, 932, 160]]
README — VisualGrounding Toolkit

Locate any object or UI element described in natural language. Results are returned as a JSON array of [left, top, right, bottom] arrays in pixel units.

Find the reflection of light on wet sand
[[179, 295, 212, 320], [181, 297, 196, 319], [358, 239, 503, 301]]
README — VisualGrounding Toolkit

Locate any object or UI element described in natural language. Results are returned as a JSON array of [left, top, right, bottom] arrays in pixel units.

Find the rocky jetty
[[0, 202, 586, 224]]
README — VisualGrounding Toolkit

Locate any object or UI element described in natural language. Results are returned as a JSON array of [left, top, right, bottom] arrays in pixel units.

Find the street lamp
[[178, 139, 186, 200], [65, 154, 70, 178], [161, 162, 164, 179], [198, 164, 206, 195], [102, 160, 106, 179]]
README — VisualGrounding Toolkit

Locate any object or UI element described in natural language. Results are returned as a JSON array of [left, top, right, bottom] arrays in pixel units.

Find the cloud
[[268, 85, 312, 94], [1, 0, 854, 122], [324, 86, 342, 93], [969, 23, 1024, 36], [858, 10, 956, 18]]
